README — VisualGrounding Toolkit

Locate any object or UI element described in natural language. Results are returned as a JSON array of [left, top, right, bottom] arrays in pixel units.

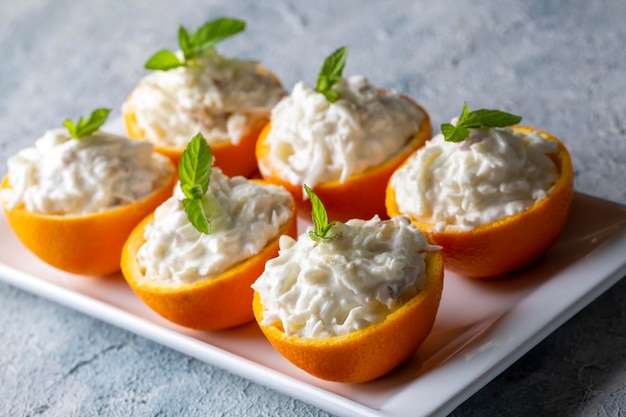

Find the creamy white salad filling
[[390, 125, 559, 232], [122, 50, 285, 149], [260, 75, 424, 189], [2, 129, 173, 215], [252, 216, 437, 338], [137, 168, 293, 284]]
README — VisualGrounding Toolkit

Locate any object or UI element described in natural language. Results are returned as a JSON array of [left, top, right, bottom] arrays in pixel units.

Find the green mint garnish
[[315, 46, 348, 103], [62, 108, 111, 139], [145, 17, 246, 71], [304, 184, 338, 242], [145, 50, 183, 71], [179, 133, 214, 234], [182, 198, 211, 234], [441, 103, 522, 142]]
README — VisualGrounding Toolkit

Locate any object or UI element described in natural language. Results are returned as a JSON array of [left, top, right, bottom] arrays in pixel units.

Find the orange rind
[[253, 250, 443, 383], [121, 184, 297, 330], [1, 166, 176, 276], [386, 126, 574, 278], [256, 95, 431, 222], [124, 110, 266, 178], [123, 66, 282, 178]]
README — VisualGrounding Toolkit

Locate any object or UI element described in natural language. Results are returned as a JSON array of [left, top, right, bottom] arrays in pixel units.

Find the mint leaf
[[315, 46, 348, 103], [179, 133, 212, 199], [179, 133, 213, 233], [304, 184, 337, 242], [63, 120, 78, 138], [460, 102, 470, 121], [462, 109, 522, 128], [178, 26, 193, 61], [183, 198, 211, 234], [440, 123, 469, 143], [145, 50, 185, 70], [191, 18, 245, 54], [146, 17, 246, 71], [63, 108, 111, 139], [442, 103, 522, 142]]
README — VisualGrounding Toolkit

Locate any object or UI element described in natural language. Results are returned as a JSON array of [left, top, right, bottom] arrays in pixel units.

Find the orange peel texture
[[253, 250, 444, 383], [386, 126, 574, 278], [1, 167, 176, 276], [255, 95, 431, 223], [121, 187, 297, 331]]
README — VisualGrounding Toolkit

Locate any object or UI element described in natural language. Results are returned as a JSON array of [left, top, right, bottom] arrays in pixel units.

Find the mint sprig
[[315, 46, 348, 103], [441, 103, 522, 142], [179, 133, 214, 234], [62, 108, 111, 139], [145, 17, 246, 71], [145, 50, 182, 71], [304, 185, 337, 242]]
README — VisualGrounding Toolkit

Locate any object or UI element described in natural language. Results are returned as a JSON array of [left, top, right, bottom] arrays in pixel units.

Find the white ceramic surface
[[1, 191, 625, 417]]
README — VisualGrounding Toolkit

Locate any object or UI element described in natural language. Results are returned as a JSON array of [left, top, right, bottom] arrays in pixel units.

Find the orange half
[[253, 250, 444, 383], [255, 95, 431, 222], [121, 186, 297, 330], [386, 126, 574, 278], [125, 110, 266, 178], [1, 167, 176, 276], [123, 66, 283, 178]]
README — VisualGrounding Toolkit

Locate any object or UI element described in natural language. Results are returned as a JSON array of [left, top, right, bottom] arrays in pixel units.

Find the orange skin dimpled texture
[[386, 126, 574, 278]]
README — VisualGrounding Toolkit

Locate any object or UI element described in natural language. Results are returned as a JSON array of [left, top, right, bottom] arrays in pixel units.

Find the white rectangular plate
[[1, 193, 625, 417]]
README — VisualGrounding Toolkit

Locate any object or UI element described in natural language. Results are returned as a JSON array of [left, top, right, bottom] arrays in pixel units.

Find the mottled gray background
[[1, 1, 625, 416]]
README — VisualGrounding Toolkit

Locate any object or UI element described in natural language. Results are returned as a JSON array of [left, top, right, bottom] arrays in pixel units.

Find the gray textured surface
[[1, 1, 625, 416]]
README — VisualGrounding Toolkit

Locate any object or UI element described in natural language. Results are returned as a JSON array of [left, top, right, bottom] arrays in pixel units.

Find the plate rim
[[1, 193, 625, 417]]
